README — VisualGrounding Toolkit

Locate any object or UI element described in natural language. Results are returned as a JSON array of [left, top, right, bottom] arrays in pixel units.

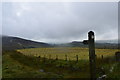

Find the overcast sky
[[2, 2, 118, 43]]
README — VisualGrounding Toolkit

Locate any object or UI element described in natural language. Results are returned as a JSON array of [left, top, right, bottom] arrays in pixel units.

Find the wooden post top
[[88, 31, 94, 35], [88, 31, 95, 40], [83, 31, 95, 44]]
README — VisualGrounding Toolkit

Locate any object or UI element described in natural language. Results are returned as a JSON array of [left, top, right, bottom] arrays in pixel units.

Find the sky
[[2, 2, 118, 43]]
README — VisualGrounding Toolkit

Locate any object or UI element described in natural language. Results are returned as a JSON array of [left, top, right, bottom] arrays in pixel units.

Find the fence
[[20, 31, 119, 79]]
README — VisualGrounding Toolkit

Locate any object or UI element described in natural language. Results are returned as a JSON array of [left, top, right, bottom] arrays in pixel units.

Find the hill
[[2, 36, 51, 50], [1, 35, 118, 50], [54, 41, 118, 49]]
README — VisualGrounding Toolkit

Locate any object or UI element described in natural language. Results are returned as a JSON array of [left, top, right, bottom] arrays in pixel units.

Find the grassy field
[[2, 50, 92, 78], [2, 50, 120, 79], [0, 54, 2, 79], [17, 47, 119, 60], [2, 50, 62, 78]]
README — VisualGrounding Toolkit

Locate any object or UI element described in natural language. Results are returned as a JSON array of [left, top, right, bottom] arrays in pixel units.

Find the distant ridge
[[1, 35, 118, 50], [55, 41, 118, 49], [2, 36, 51, 50], [96, 39, 118, 44]]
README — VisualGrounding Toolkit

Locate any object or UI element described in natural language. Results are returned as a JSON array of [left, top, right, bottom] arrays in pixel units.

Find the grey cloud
[[2, 2, 118, 43]]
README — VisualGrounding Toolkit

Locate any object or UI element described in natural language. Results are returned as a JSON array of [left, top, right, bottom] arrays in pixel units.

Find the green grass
[[2, 50, 91, 78], [2, 49, 120, 79], [0, 55, 2, 79], [18, 47, 118, 60], [2, 50, 62, 78]]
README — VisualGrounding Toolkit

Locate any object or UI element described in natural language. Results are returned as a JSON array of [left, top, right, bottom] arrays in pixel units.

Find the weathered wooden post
[[88, 31, 96, 80], [101, 55, 104, 59], [38, 56, 41, 58], [115, 51, 120, 62], [95, 55, 97, 61], [65, 55, 67, 61], [43, 55, 46, 62], [76, 55, 78, 62], [56, 55, 58, 60]]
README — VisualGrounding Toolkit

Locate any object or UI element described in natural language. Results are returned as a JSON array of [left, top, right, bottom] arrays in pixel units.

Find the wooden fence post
[[38, 56, 41, 58], [56, 55, 58, 60], [115, 52, 120, 62], [88, 31, 96, 80], [95, 54, 97, 60], [65, 55, 67, 61], [43, 55, 46, 62], [101, 55, 103, 59], [76, 55, 78, 62]]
